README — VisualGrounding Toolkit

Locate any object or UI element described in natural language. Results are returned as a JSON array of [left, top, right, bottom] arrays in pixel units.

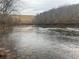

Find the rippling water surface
[[3, 26, 79, 59]]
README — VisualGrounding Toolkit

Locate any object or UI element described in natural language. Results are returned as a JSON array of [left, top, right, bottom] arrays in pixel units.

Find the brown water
[[1, 26, 79, 59]]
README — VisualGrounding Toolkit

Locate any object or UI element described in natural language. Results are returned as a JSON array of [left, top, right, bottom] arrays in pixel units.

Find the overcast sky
[[18, 0, 79, 15]]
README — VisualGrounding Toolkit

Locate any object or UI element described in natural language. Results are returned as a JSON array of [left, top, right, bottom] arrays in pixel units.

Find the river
[[1, 26, 79, 59]]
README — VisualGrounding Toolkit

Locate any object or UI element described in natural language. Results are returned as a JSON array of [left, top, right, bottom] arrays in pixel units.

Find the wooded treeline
[[34, 4, 79, 27]]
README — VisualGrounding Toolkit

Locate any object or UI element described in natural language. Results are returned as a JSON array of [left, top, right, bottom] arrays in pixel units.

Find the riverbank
[[34, 23, 79, 28]]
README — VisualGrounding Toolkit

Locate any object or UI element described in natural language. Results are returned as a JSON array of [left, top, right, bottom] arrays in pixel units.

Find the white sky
[[17, 0, 79, 15]]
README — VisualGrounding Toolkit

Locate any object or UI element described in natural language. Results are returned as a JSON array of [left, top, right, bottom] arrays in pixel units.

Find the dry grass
[[12, 15, 35, 24]]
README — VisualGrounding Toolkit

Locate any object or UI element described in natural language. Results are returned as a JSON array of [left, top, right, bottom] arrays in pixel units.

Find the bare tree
[[0, 0, 16, 14], [0, 0, 18, 25]]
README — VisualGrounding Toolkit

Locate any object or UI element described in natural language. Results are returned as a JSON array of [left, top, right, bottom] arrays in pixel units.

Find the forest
[[33, 4, 79, 27]]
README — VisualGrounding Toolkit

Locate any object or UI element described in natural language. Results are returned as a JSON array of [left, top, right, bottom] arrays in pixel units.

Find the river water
[[2, 26, 79, 59]]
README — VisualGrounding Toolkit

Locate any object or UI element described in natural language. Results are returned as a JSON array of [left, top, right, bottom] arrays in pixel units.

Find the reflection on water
[[0, 27, 16, 53], [1, 26, 79, 59]]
